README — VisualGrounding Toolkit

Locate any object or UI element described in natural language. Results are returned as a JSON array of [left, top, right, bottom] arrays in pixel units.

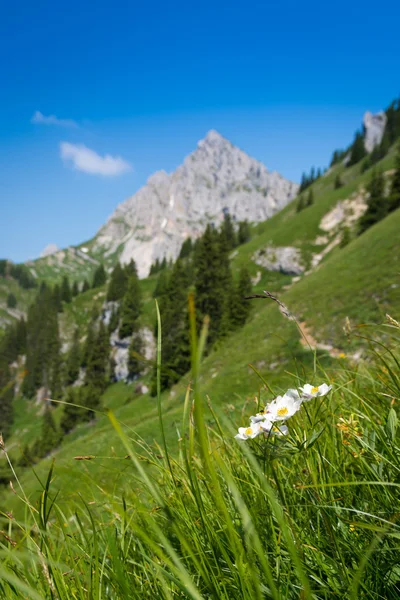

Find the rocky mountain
[[363, 111, 387, 152], [93, 130, 299, 277]]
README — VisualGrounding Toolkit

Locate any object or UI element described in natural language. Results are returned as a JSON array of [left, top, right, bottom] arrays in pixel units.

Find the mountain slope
[[2, 145, 400, 513]]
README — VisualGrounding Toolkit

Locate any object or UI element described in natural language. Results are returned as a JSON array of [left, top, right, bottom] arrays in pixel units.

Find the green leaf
[[386, 407, 398, 441]]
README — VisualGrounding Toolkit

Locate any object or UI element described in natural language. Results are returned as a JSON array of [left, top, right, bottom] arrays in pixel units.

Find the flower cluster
[[235, 383, 332, 440]]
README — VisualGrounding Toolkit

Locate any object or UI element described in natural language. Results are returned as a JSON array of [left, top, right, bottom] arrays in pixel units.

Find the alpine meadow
[[2, 42, 400, 599]]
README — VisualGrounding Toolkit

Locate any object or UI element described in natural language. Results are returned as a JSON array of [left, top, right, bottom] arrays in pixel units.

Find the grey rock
[[253, 246, 304, 275], [40, 243, 59, 258], [110, 326, 155, 382], [94, 130, 299, 277], [363, 111, 387, 153]]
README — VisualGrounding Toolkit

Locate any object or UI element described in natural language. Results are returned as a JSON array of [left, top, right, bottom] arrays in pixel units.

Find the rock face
[[40, 243, 60, 258], [363, 111, 387, 153], [110, 326, 155, 382], [94, 130, 299, 277], [253, 246, 304, 275]]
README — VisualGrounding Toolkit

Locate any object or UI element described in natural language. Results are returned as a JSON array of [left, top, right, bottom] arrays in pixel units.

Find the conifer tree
[[119, 273, 142, 339], [296, 196, 305, 212], [238, 221, 251, 245], [153, 269, 169, 301], [92, 264, 107, 288], [340, 227, 351, 248], [179, 238, 193, 259], [82, 279, 90, 293], [194, 224, 229, 346], [231, 268, 253, 328], [108, 306, 120, 333], [85, 320, 110, 392], [152, 259, 191, 392], [6, 293, 17, 308], [65, 328, 81, 386], [61, 275, 72, 303], [334, 174, 343, 189], [0, 356, 14, 437], [128, 331, 146, 380], [349, 131, 367, 166], [81, 317, 96, 368], [359, 170, 387, 234], [72, 281, 79, 297], [160, 257, 167, 271], [60, 388, 85, 434], [221, 213, 237, 250], [106, 263, 127, 301], [52, 284, 63, 313], [36, 407, 60, 457], [306, 189, 314, 207], [389, 142, 400, 213]]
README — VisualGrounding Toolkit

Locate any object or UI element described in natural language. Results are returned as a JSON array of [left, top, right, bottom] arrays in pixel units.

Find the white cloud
[[60, 142, 132, 177], [31, 110, 78, 128]]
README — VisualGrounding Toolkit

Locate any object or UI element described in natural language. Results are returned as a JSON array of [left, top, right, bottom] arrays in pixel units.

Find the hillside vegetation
[[1, 104, 400, 598]]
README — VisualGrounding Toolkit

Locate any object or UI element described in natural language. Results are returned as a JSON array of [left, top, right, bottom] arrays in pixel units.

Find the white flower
[[250, 408, 270, 423], [271, 424, 289, 436], [235, 422, 263, 440], [286, 388, 300, 400], [265, 394, 302, 422], [299, 383, 332, 400]]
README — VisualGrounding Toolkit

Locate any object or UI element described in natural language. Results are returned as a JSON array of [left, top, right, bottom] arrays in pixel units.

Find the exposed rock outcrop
[[363, 111, 387, 153], [253, 246, 304, 275]]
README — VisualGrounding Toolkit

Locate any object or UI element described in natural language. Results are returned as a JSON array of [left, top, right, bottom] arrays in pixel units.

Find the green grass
[[1, 311, 400, 598]]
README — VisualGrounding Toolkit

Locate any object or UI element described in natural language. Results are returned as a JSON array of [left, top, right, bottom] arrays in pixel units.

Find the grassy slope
[[3, 208, 400, 513], [2, 147, 399, 513]]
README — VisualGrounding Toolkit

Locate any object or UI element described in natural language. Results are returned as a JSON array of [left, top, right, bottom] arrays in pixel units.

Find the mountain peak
[[95, 132, 299, 277]]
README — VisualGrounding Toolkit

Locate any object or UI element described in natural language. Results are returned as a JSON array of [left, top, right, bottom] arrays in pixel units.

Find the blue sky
[[1, 0, 399, 262]]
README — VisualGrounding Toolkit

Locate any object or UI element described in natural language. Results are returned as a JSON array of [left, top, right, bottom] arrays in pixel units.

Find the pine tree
[[52, 284, 63, 313], [334, 174, 343, 190], [179, 238, 193, 259], [194, 224, 230, 346], [230, 268, 253, 328], [388, 142, 400, 213], [61, 275, 72, 303], [152, 259, 191, 393], [119, 273, 142, 339], [221, 213, 237, 250], [359, 170, 387, 234], [108, 306, 120, 333], [349, 131, 367, 166], [82, 279, 90, 293], [65, 328, 81, 386], [238, 221, 251, 245], [6, 293, 17, 309], [72, 281, 79, 297], [92, 264, 107, 288], [85, 320, 110, 392], [0, 355, 14, 437], [36, 407, 60, 457], [153, 269, 169, 301], [82, 321, 94, 368], [340, 227, 351, 248], [306, 189, 314, 207], [296, 196, 305, 212], [107, 263, 127, 301], [128, 331, 146, 379], [60, 388, 85, 434]]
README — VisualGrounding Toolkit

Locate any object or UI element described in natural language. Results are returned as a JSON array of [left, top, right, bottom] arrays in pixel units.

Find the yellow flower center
[[245, 427, 253, 436], [311, 386, 319, 394], [277, 407, 289, 416]]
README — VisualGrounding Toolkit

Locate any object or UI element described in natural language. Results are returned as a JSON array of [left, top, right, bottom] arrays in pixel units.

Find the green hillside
[[2, 180, 400, 512]]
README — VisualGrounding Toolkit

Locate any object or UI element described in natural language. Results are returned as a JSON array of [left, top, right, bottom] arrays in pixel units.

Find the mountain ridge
[[93, 129, 299, 277]]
